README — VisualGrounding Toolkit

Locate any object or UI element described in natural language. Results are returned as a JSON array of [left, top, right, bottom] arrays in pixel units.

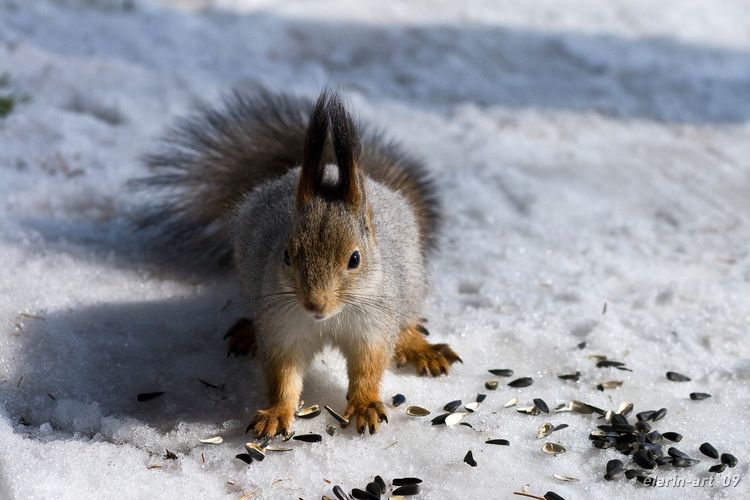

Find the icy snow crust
[[1, 0, 749, 498]]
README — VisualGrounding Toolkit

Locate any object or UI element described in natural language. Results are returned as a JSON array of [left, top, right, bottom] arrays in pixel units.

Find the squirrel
[[137, 88, 461, 438]]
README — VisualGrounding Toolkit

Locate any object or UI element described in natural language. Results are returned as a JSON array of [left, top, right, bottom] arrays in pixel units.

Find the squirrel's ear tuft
[[297, 89, 329, 206], [328, 91, 363, 209]]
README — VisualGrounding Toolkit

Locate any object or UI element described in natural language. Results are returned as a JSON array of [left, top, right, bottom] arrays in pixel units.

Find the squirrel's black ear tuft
[[328, 91, 363, 209], [297, 89, 329, 206]]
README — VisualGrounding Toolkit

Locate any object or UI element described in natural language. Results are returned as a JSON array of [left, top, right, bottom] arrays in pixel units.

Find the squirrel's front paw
[[343, 400, 388, 435], [248, 406, 294, 439]]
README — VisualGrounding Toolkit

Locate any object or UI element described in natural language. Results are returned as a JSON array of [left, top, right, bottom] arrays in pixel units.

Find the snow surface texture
[[1, 0, 749, 498]]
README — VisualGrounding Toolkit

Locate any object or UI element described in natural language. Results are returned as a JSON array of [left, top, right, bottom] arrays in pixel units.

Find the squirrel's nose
[[303, 297, 327, 313]]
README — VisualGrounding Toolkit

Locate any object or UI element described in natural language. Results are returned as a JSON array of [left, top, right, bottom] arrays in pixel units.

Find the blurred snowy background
[[1, 0, 749, 498]]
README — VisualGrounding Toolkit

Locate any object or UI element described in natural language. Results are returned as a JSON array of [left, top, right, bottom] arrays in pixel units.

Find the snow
[[1, 0, 749, 498]]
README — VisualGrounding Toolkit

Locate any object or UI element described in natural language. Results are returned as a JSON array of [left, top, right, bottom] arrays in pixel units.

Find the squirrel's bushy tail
[[134, 88, 439, 268]]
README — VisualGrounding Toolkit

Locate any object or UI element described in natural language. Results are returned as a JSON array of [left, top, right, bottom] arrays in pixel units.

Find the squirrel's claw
[[343, 400, 387, 435], [249, 406, 294, 439]]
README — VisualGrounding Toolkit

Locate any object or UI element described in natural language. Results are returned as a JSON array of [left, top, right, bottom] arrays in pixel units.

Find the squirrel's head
[[283, 90, 376, 321]]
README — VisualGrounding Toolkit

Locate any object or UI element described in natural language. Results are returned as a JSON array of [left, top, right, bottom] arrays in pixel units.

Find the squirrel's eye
[[283, 249, 291, 266], [347, 250, 360, 269]]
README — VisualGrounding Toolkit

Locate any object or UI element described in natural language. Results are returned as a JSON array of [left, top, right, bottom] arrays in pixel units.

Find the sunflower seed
[[557, 372, 581, 382], [235, 453, 252, 464], [577, 341, 587, 349], [460, 421, 475, 429], [324, 405, 349, 425], [365, 482, 381, 498], [646, 431, 662, 443], [488, 369, 513, 377], [596, 380, 623, 390], [431, 413, 450, 425], [333, 485, 348, 500], [588, 354, 608, 362], [653, 408, 667, 421], [485, 380, 499, 390], [351, 488, 379, 500], [709, 464, 726, 473], [405, 406, 430, 417], [517, 406, 541, 416], [538, 423, 554, 439], [553, 423, 569, 432], [392, 477, 422, 486], [508, 377, 534, 388], [296, 405, 321, 419], [374, 475, 386, 494], [606, 459, 624, 475], [617, 401, 634, 416], [668, 447, 690, 459], [445, 412, 468, 426], [463, 450, 477, 466], [465, 402, 480, 412], [636, 410, 656, 421], [533, 398, 550, 413], [553, 473, 579, 482], [326, 424, 336, 436], [633, 450, 656, 469], [673, 457, 700, 467], [504, 397, 519, 408], [293, 433, 322, 443], [721, 453, 738, 467], [544, 492, 565, 500], [486, 438, 510, 445], [392, 394, 406, 407], [476, 393, 487, 403], [662, 432, 682, 442], [596, 360, 625, 368], [690, 392, 711, 400], [666, 371, 691, 382], [266, 446, 292, 452], [199, 436, 223, 444], [568, 400, 594, 414], [697, 442, 718, 459], [542, 442, 566, 455], [244, 442, 266, 461], [392, 484, 421, 496], [444, 400, 462, 412]]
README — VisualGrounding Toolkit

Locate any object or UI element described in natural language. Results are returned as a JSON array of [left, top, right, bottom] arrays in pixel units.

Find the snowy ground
[[1, 0, 749, 498]]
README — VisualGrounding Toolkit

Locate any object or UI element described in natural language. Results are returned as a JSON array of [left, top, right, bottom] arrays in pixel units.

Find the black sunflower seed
[[533, 398, 549, 413], [721, 453, 738, 467], [544, 492, 565, 500], [365, 482, 381, 498], [293, 433, 322, 443], [709, 464, 726, 473], [673, 457, 700, 467], [624, 469, 646, 480], [392, 478, 422, 486], [374, 475, 386, 493], [646, 431, 662, 443], [635, 421, 651, 432], [653, 408, 667, 421], [666, 371, 691, 382], [476, 393, 487, 403], [392, 484, 421, 496], [636, 410, 656, 422], [633, 450, 657, 469], [662, 432, 682, 442], [137, 392, 164, 402], [234, 453, 252, 464], [464, 450, 477, 467], [431, 413, 450, 425], [488, 369, 513, 377], [558, 372, 581, 381], [392, 394, 406, 407], [606, 459, 624, 475], [668, 447, 690, 459], [444, 400, 462, 412], [577, 341, 587, 349], [690, 392, 711, 400], [508, 377, 533, 388], [333, 485, 348, 500], [656, 456, 673, 466], [485, 439, 510, 445], [553, 423, 569, 432], [591, 439, 613, 449], [351, 488, 379, 500], [596, 360, 625, 368]]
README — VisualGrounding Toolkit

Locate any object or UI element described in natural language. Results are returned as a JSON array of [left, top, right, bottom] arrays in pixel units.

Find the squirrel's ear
[[297, 90, 329, 206], [328, 92, 364, 209]]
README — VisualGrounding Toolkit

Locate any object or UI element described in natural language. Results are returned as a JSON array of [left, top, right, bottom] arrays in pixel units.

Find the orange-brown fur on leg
[[342, 342, 388, 434], [394, 324, 461, 376], [249, 353, 304, 439], [224, 318, 257, 357]]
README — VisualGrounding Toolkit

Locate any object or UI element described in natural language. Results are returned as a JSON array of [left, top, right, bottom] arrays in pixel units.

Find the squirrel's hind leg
[[394, 323, 462, 376]]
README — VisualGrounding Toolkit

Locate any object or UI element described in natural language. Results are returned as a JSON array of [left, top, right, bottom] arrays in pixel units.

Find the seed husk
[[374, 475, 386, 494], [690, 392, 711, 400], [557, 372, 580, 381], [444, 400, 462, 412], [673, 457, 700, 467], [266, 446, 292, 452], [459, 422, 475, 429], [445, 412, 468, 426], [709, 464, 726, 473], [392, 394, 406, 407], [488, 369, 514, 377], [326, 424, 336, 436], [351, 488, 379, 500], [662, 431, 682, 442], [282, 431, 295, 442], [235, 453, 252, 464], [617, 401, 634, 416], [538, 423, 554, 439], [544, 492, 565, 500], [697, 442, 718, 459], [431, 413, 449, 425], [405, 406, 430, 417], [542, 442, 566, 455], [463, 450, 477, 466], [296, 404, 321, 419], [596, 360, 625, 368], [244, 442, 266, 461], [596, 380, 623, 390], [199, 436, 223, 444], [137, 392, 164, 402], [486, 439, 510, 446], [508, 377, 534, 388], [504, 397, 519, 408], [392, 477, 422, 486], [633, 450, 656, 469], [392, 484, 421, 496], [333, 485, 348, 500], [324, 405, 349, 425], [721, 453, 738, 467], [553, 423, 569, 432], [485, 380, 499, 390], [465, 402, 480, 412], [533, 398, 550, 413], [568, 400, 593, 414], [553, 473, 579, 482], [476, 393, 487, 403], [517, 406, 541, 416], [293, 433, 322, 443], [666, 371, 691, 382]]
